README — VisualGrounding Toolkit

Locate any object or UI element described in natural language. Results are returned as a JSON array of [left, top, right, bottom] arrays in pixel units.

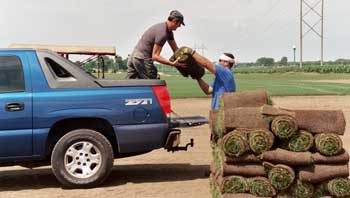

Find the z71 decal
[[125, 98, 153, 106]]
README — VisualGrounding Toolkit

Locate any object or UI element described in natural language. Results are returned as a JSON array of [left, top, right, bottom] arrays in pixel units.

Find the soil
[[302, 80, 350, 84], [0, 96, 349, 198]]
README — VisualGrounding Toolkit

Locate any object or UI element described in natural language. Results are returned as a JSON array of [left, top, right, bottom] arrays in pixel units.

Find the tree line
[[80, 56, 174, 73], [80, 55, 350, 74], [242, 57, 350, 67], [81, 56, 128, 73]]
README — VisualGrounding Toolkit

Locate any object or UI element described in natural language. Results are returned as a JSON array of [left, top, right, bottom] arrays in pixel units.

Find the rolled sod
[[313, 181, 330, 198], [219, 175, 248, 194], [288, 180, 314, 198], [222, 193, 261, 198], [260, 149, 314, 166], [260, 148, 314, 166], [263, 162, 295, 191], [213, 146, 224, 177], [169, 46, 192, 62], [215, 109, 225, 138], [271, 115, 298, 139], [327, 178, 350, 198], [261, 106, 346, 135], [210, 110, 219, 147], [169, 47, 205, 79], [222, 163, 267, 177], [247, 177, 277, 197], [210, 162, 216, 175], [225, 153, 261, 164], [275, 192, 289, 198], [293, 109, 346, 135], [313, 149, 350, 164], [248, 129, 275, 154], [218, 90, 269, 110], [209, 174, 222, 198], [260, 148, 350, 166], [222, 130, 249, 157], [215, 107, 270, 138], [286, 130, 314, 152], [315, 133, 343, 156], [261, 105, 345, 135], [170, 48, 205, 79], [261, 104, 295, 117], [298, 164, 349, 183]]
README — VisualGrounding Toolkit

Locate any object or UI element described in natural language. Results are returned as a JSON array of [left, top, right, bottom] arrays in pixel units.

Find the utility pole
[[300, 0, 325, 67], [293, 45, 297, 66], [300, 0, 303, 68], [321, 0, 324, 66]]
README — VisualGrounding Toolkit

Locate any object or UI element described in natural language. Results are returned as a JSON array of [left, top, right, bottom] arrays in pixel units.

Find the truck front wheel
[[51, 129, 113, 188]]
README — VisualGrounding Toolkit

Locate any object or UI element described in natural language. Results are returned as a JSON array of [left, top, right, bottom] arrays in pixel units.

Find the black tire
[[51, 129, 114, 188]]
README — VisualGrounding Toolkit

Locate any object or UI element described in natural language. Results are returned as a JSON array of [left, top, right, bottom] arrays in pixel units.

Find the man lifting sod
[[193, 52, 236, 109], [126, 10, 187, 79]]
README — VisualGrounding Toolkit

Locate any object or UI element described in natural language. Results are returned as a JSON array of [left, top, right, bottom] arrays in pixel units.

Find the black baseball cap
[[169, 10, 185, 26]]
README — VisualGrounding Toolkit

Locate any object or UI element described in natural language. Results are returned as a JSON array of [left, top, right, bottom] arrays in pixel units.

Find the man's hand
[[171, 57, 187, 68]]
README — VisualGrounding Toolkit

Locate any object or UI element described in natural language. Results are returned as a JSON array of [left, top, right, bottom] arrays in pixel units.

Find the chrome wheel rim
[[64, 141, 102, 179]]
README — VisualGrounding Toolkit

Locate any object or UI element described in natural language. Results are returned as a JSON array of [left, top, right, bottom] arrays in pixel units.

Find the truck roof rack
[[9, 43, 117, 79], [8, 43, 116, 56]]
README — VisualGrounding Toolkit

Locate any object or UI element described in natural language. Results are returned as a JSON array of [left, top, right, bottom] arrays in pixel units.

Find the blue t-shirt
[[211, 64, 236, 109]]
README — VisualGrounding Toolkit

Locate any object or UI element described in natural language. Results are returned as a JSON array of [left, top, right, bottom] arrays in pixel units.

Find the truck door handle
[[6, 103, 25, 111]]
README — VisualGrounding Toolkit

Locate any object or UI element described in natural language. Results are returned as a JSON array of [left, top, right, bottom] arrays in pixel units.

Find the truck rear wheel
[[51, 129, 113, 188]]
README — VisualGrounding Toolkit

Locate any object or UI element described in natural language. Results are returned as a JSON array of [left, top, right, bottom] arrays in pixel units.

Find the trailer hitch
[[167, 138, 194, 152]]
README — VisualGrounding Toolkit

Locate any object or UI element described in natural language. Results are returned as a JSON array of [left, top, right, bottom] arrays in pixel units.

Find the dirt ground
[[0, 96, 349, 198], [302, 80, 350, 84]]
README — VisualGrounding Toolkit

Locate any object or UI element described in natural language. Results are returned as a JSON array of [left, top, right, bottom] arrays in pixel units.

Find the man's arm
[[192, 53, 216, 74], [152, 44, 185, 67], [167, 40, 179, 52], [196, 78, 213, 95]]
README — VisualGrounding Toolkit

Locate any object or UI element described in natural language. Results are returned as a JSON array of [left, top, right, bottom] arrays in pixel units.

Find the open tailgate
[[170, 116, 208, 128]]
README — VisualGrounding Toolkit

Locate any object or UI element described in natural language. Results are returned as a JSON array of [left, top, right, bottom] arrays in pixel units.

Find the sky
[[1, 0, 349, 62]]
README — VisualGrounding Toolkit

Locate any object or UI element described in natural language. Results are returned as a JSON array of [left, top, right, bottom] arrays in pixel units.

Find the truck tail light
[[152, 86, 171, 114]]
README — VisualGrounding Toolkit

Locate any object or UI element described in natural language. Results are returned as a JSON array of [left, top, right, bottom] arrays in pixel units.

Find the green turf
[[97, 72, 350, 98]]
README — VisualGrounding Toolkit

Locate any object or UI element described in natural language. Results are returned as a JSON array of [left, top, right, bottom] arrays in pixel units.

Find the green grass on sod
[[98, 72, 350, 98]]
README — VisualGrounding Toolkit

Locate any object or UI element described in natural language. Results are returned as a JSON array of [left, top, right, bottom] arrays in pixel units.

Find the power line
[[238, 0, 302, 54], [260, 0, 283, 19], [231, 0, 284, 41], [260, 0, 297, 34]]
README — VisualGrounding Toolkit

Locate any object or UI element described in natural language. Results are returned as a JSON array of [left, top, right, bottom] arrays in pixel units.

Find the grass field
[[101, 72, 350, 98]]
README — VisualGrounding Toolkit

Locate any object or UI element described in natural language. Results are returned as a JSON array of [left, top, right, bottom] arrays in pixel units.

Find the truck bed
[[96, 79, 166, 87]]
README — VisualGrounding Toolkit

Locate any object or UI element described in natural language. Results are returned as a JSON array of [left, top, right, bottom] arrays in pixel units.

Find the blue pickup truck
[[0, 48, 206, 188]]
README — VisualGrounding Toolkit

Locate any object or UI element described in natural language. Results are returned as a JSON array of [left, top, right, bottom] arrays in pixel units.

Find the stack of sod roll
[[209, 90, 349, 198], [169, 46, 205, 79]]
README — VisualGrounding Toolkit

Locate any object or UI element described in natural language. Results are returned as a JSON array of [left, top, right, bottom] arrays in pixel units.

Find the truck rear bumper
[[113, 116, 207, 154], [113, 123, 169, 153]]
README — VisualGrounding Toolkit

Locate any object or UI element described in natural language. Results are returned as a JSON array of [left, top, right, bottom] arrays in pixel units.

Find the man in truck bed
[[126, 10, 187, 79]]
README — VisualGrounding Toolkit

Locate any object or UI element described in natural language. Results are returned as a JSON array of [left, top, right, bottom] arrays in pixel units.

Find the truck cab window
[[0, 56, 25, 92], [45, 57, 74, 78]]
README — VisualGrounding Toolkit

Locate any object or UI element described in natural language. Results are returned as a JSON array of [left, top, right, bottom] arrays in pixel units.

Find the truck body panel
[[0, 49, 169, 162]]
